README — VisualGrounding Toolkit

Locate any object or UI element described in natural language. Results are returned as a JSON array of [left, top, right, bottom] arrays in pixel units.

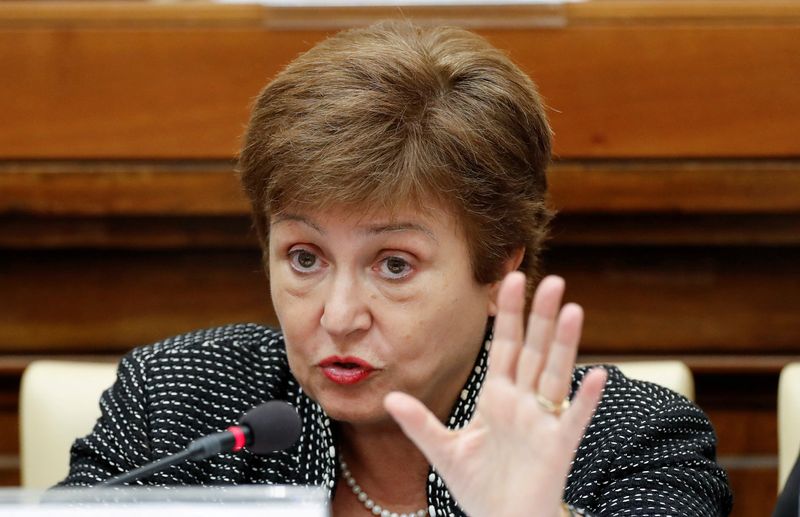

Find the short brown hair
[[239, 21, 552, 297]]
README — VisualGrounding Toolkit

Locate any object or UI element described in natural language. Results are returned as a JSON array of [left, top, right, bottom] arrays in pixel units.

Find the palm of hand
[[385, 273, 607, 517]]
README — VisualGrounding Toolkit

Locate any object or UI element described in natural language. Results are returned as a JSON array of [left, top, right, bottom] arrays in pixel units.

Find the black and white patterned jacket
[[60, 323, 733, 516]]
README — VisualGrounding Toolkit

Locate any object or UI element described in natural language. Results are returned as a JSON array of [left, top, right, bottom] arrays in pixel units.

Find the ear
[[487, 247, 525, 316]]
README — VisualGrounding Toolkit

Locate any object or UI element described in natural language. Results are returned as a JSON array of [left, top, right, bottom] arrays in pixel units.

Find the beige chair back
[[611, 361, 695, 401], [19, 360, 117, 488], [779, 362, 800, 491]]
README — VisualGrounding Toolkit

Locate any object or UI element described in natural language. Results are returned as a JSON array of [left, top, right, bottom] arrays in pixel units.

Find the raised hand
[[384, 272, 607, 517]]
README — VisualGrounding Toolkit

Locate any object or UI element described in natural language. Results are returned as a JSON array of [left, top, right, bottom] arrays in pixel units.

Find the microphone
[[100, 400, 302, 486]]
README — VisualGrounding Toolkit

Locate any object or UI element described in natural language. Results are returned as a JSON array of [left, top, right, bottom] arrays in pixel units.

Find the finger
[[486, 272, 526, 382], [563, 368, 607, 448], [516, 275, 565, 390], [384, 391, 453, 469], [536, 303, 583, 405]]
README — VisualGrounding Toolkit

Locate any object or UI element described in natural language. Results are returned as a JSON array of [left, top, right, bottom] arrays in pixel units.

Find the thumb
[[384, 391, 453, 467]]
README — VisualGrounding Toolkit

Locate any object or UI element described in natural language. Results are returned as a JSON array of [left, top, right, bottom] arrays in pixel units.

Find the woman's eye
[[289, 249, 321, 273], [378, 256, 413, 280]]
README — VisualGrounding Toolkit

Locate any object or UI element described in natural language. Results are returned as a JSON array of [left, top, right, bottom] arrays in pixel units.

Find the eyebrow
[[363, 222, 437, 242], [271, 214, 325, 234], [271, 214, 437, 242]]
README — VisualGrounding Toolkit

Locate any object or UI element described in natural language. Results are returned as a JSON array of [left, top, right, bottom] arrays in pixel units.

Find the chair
[[778, 362, 800, 491], [19, 360, 118, 488], [612, 361, 695, 401]]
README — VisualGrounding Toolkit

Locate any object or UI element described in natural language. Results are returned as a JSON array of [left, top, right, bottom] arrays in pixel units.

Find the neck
[[337, 419, 430, 510]]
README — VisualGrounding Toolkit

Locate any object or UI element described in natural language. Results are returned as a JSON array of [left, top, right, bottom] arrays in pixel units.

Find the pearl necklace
[[339, 456, 428, 517]]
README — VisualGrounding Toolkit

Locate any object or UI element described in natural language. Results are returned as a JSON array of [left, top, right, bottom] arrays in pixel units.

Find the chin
[[316, 393, 392, 426]]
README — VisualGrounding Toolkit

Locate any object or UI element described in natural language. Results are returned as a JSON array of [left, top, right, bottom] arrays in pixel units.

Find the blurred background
[[1, 1, 799, 515]]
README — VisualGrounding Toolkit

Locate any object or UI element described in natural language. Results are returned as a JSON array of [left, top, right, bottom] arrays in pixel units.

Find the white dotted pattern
[[60, 323, 732, 516]]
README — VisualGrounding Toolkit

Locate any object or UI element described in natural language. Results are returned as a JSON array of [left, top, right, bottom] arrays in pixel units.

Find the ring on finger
[[534, 392, 570, 416]]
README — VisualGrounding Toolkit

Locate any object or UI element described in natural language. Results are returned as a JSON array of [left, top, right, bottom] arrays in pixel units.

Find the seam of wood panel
[[717, 455, 778, 469], [565, 0, 800, 25], [1, 1, 800, 29], [0, 3, 568, 29], [257, 5, 569, 30], [0, 3, 267, 28], [0, 160, 234, 174], [0, 455, 19, 470]]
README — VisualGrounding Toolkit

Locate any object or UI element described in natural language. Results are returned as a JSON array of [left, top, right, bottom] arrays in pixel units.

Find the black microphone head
[[239, 400, 302, 455]]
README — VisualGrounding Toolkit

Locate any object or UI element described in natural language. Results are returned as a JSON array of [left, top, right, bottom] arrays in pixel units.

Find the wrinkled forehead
[[269, 196, 465, 234]]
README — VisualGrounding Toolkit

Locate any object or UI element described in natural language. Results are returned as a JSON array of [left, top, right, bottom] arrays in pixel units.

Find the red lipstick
[[318, 356, 375, 385]]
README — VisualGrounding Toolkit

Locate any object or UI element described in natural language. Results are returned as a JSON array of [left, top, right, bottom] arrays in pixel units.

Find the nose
[[319, 273, 372, 338]]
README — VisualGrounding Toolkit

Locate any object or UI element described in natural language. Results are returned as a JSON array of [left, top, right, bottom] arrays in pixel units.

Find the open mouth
[[335, 362, 360, 369], [319, 356, 375, 385]]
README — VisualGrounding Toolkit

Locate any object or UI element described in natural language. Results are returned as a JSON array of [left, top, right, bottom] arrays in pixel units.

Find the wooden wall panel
[[699, 373, 781, 517], [2, 246, 799, 356], [0, 216, 255, 249], [1, 2, 799, 158], [0, 250, 275, 353], [496, 26, 800, 158], [0, 28, 321, 159], [3, 160, 800, 218], [550, 161, 800, 214], [549, 247, 800, 354], [0, 162, 248, 216], [0, 376, 20, 486]]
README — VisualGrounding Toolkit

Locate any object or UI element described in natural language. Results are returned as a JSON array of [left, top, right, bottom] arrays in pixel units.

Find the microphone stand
[[99, 429, 247, 486], [96, 400, 300, 487]]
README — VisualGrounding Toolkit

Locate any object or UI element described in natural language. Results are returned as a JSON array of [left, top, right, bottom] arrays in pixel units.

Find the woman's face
[[269, 204, 498, 425]]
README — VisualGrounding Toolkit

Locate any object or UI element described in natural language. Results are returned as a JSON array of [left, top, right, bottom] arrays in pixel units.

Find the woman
[[62, 22, 733, 516]]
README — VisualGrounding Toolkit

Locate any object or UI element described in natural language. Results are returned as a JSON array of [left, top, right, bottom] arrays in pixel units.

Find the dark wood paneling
[[2, 246, 799, 355], [0, 377, 19, 455], [0, 216, 256, 249], [554, 214, 800, 247], [699, 372, 782, 517], [0, 374, 21, 485], [5, 213, 800, 250], [548, 247, 800, 354], [0, 249, 275, 353], [726, 467, 778, 517]]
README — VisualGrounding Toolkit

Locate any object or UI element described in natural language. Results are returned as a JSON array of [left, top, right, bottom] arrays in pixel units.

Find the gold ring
[[534, 392, 570, 416]]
